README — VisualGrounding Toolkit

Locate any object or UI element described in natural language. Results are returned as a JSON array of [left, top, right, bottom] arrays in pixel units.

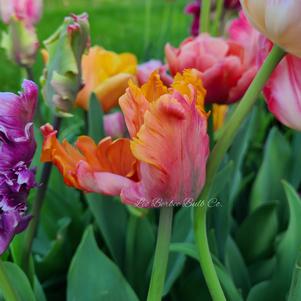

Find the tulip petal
[[119, 81, 150, 137], [264, 55, 301, 131], [121, 91, 209, 207]]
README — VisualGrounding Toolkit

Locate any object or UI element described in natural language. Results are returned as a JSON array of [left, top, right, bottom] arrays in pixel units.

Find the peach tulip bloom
[[241, 0, 301, 58], [75, 46, 137, 112], [165, 33, 257, 104], [41, 69, 209, 207]]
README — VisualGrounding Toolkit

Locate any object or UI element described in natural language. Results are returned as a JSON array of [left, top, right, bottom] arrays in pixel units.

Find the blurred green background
[[0, 0, 190, 91]]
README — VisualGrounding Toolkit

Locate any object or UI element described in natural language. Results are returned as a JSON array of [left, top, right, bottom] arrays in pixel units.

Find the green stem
[[200, 0, 211, 33], [194, 45, 286, 301], [144, 0, 152, 59], [21, 116, 61, 277], [147, 207, 173, 301], [0, 259, 20, 301], [211, 0, 223, 36]]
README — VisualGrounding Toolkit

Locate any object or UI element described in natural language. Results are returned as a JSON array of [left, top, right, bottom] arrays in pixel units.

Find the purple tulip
[[0, 80, 38, 255]]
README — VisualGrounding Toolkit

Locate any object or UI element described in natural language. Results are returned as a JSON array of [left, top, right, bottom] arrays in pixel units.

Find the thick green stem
[[0, 259, 20, 301], [200, 0, 211, 33], [194, 45, 286, 301], [144, 0, 152, 59], [21, 116, 61, 277], [211, 0, 223, 36], [147, 207, 173, 301]]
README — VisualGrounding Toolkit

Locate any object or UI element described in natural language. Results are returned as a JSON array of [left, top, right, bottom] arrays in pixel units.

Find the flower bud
[[103, 111, 127, 138], [41, 13, 90, 117]]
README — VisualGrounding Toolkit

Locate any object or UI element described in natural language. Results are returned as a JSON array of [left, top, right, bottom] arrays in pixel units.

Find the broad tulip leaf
[[247, 181, 301, 301], [0, 262, 35, 301], [86, 195, 128, 268], [249, 127, 291, 212], [124, 214, 155, 300], [235, 202, 278, 263], [164, 207, 193, 295], [169, 242, 243, 301], [88, 93, 104, 141], [225, 237, 251, 297], [67, 226, 139, 301]]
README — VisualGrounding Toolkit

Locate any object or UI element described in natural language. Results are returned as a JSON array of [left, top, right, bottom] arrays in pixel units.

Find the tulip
[[103, 111, 126, 138], [41, 13, 90, 116], [241, 0, 301, 58], [165, 33, 257, 104], [0, 80, 38, 255], [228, 11, 261, 68], [1, 18, 39, 67], [0, 0, 43, 26], [258, 39, 301, 131], [75, 46, 137, 112], [137, 59, 173, 86], [41, 69, 209, 207]]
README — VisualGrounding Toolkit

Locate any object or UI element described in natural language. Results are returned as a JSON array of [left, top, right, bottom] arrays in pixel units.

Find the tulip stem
[[201, 0, 211, 33], [211, 0, 223, 36], [194, 45, 286, 301], [0, 259, 20, 301], [21, 116, 62, 278], [147, 207, 173, 301], [24, 67, 34, 82]]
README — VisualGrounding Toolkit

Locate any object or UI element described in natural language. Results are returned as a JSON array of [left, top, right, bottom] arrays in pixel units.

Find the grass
[[0, 0, 190, 92]]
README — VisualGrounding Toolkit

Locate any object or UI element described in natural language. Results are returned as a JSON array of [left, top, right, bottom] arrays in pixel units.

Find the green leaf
[[86, 195, 128, 268], [249, 127, 291, 212], [35, 217, 71, 280], [88, 93, 104, 141], [124, 214, 155, 300], [164, 207, 193, 295], [0, 262, 35, 301], [247, 181, 301, 301], [67, 226, 139, 301], [169, 242, 243, 301], [225, 237, 251, 297], [235, 202, 279, 263]]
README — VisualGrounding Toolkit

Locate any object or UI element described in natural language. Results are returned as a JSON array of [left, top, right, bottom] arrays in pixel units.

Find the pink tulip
[[260, 40, 301, 131], [228, 11, 261, 68], [137, 59, 173, 86], [103, 111, 127, 138], [0, 0, 42, 26], [165, 32, 257, 104]]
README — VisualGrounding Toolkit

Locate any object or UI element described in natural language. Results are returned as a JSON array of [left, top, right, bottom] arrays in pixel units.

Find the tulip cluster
[[0, 80, 38, 255], [41, 69, 209, 207]]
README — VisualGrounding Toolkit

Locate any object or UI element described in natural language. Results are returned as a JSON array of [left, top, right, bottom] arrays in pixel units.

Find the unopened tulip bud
[[41, 13, 90, 117], [103, 112, 127, 138]]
